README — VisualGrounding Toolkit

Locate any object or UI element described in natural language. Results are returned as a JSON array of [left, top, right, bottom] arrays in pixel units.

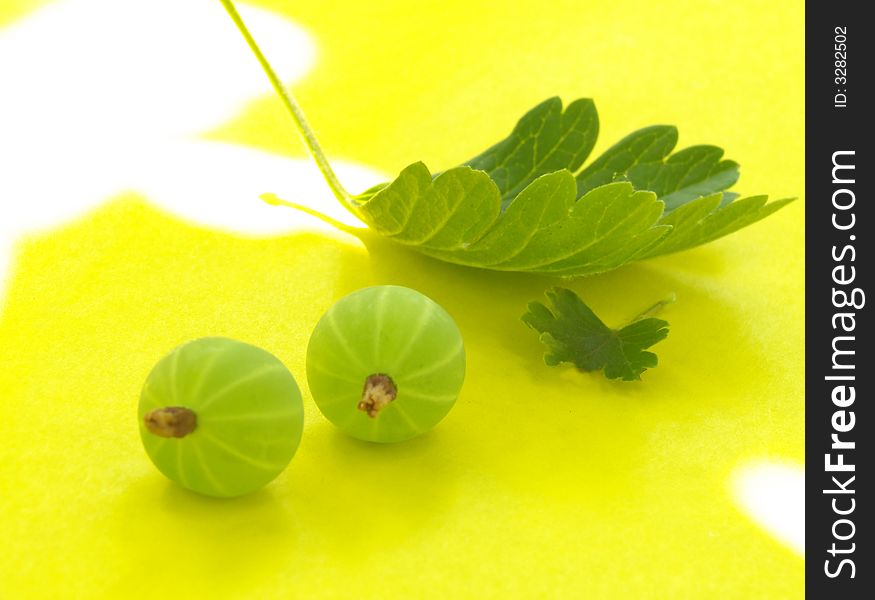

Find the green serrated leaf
[[229, 4, 793, 279], [348, 97, 791, 276], [357, 171, 671, 276], [521, 288, 669, 381]]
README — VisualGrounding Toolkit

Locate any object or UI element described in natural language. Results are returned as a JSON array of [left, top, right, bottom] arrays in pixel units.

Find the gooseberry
[[138, 337, 303, 497], [306, 286, 465, 443]]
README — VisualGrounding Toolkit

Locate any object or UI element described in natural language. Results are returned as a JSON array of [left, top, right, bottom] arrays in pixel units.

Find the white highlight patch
[[133, 140, 378, 234], [732, 460, 804, 555], [0, 0, 383, 302]]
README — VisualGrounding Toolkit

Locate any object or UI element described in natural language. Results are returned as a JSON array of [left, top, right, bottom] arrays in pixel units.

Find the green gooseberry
[[138, 337, 303, 497], [306, 285, 465, 443]]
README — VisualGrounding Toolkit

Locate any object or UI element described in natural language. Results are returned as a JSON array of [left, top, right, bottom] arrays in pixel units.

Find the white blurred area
[[732, 460, 805, 555], [0, 0, 381, 293]]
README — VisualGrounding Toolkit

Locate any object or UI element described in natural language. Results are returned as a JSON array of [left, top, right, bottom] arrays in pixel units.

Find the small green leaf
[[522, 288, 669, 381]]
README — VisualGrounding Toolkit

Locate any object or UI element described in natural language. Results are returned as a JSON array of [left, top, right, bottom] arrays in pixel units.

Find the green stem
[[218, 0, 359, 216], [632, 293, 677, 322]]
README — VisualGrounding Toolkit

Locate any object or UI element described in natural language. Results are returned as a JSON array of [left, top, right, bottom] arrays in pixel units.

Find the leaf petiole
[[218, 0, 359, 217], [631, 293, 677, 322], [259, 194, 362, 235]]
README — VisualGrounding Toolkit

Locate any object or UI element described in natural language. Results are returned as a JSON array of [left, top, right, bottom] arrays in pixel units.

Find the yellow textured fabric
[[0, 1, 803, 598]]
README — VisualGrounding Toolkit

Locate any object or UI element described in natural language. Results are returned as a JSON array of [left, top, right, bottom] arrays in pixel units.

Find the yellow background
[[0, 0, 803, 598]]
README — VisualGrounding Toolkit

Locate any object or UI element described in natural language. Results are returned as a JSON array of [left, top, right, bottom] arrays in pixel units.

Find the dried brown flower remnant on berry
[[358, 374, 397, 418], [144, 406, 197, 438]]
